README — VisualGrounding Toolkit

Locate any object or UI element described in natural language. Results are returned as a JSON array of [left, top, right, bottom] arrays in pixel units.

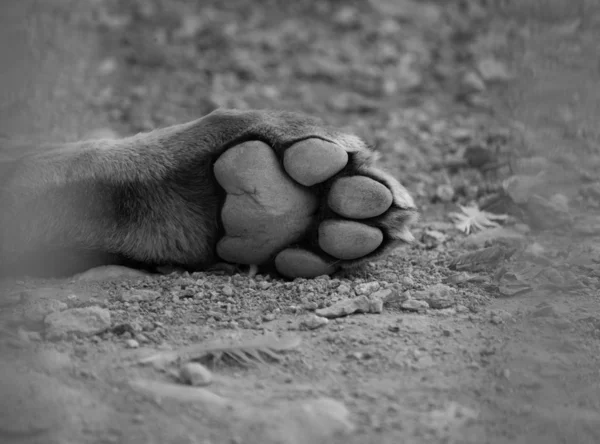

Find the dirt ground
[[1, 0, 600, 443]]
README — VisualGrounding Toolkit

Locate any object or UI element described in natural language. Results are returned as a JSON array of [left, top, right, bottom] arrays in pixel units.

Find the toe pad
[[283, 139, 348, 186], [275, 249, 338, 278], [319, 220, 383, 260], [328, 176, 393, 219]]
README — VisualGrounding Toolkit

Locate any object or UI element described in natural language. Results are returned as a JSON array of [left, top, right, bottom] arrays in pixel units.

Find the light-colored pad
[[328, 176, 393, 219], [283, 139, 348, 186], [214, 141, 318, 265], [275, 248, 338, 278], [318, 220, 383, 260]]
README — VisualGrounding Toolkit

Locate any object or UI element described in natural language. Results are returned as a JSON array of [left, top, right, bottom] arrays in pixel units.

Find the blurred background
[[3, 0, 600, 214]]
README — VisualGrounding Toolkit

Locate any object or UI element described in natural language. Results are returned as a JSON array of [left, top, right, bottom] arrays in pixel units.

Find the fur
[[0, 109, 417, 277]]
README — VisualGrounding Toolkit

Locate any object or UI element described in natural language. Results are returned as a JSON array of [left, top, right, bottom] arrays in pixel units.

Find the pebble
[[435, 184, 455, 202], [179, 362, 213, 387], [413, 283, 457, 309], [44, 306, 111, 340], [461, 71, 486, 93], [17, 298, 68, 324], [400, 299, 429, 312], [315, 295, 383, 318], [369, 289, 393, 303], [125, 339, 140, 348], [222, 285, 234, 296], [337, 284, 351, 295], [401, 276, 415, 286], [300, 314, 329, 330], [120, 289, 161, 303], [354, 281, 380, 295]]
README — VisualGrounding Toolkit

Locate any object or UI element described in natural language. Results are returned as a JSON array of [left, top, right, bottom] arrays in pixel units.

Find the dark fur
[[0, 109, 417, 277]]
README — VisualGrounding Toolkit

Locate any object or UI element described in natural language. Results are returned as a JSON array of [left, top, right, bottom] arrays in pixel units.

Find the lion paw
[[214, 137, 417, 278]]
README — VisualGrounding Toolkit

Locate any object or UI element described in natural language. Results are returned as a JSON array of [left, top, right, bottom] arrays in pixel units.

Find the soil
[[1, 1, 600, 443]]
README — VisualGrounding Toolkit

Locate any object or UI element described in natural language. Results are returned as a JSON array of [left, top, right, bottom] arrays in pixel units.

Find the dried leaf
[[448, 245, 515, 271], [448, 205, 508, 235], [138, 334, 302, 368]]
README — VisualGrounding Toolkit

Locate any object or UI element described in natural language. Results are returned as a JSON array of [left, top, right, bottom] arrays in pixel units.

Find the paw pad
[[318, 220, 383, 260], [328, 176, 393, 219], [214, 141, 318, 264], [283, 140, 348, 186]]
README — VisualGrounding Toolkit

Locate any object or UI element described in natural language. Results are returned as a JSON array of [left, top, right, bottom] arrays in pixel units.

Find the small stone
[[400, 299, 429, 312], [337, 284, 351, 294], [370, 289, 393, 303], [477, 57, 512, 82], [17, 298, 68, 325], [125, 339, 139, 348], [401, 276, 415, 286], [44, 306, 111, 340], [354, 282, 380, 295], [221, 285, 234, 296], [120, 289, 161, 303], [300, 314, 329, 330], [413, 283, 456, 309], [435, 184, 455, 202], [179, 362, 212, 387], [262, 313, 276, 322], [461, 72, 486, 93]]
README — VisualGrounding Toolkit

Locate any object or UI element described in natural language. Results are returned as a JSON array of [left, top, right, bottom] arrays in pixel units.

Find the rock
[[221, 285, 234, 296], [461, 72, 486, 94], [413, 284, 457, 309], [435, 184, 455, 202], [44, 306, 111, 340], [315, 294, 384, 319], [283, 139, 348, 186], [179, 362, 212, 387], [125, 339, 140, 348], [477, 57, 512, 82], [328, 176, 393, 219], [120, 289, 161, 303], [337, 284, 351, 295], [370, 289, 394, 303], [276, 397, 354, 442], [526, 194, 573, 229], [17, 298, 68, 325], [300, 314, 329, 330], [400, 299, 429, 312], [354, 281, 380, 295]]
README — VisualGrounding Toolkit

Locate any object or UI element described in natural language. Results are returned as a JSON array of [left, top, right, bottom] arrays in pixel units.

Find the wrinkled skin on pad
[[214, 136, 417, 278], [214, 141, 318, 265]]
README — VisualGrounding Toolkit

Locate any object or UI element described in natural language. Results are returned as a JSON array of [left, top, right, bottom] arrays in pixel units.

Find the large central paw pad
[[214, 139, 416, 278]]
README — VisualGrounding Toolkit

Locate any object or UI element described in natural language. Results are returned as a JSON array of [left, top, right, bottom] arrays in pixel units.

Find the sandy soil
[[1, 1, 600, 443]]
